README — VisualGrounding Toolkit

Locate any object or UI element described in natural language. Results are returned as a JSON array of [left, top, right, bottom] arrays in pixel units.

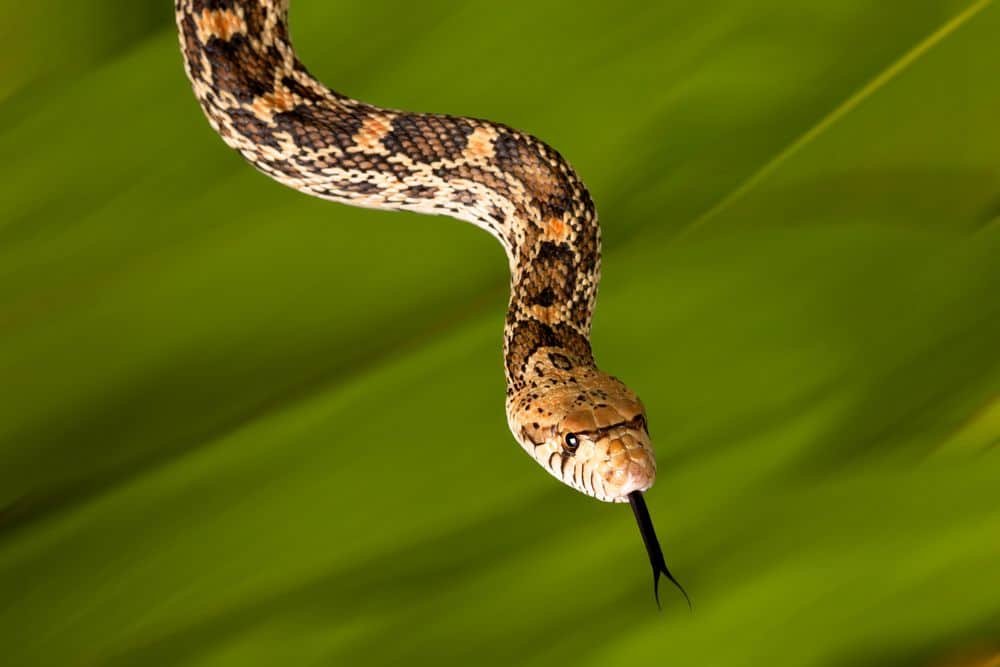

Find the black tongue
[[628, 491, 691, 610]]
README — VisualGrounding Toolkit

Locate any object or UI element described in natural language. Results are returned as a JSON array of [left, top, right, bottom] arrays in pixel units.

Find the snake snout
[[599, 433, 656, 501], [620, 458, 654, 496]]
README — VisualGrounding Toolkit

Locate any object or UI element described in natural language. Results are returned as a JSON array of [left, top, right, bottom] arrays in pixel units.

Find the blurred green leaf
[[1, 1, 998, 666]]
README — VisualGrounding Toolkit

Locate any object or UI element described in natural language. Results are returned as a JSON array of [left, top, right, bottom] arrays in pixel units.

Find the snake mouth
[[599, 437, 656, 502], [602, 467, 653, 503], [618, 460, 654, 497]]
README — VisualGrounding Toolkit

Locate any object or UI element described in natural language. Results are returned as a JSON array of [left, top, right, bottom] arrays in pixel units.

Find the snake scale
[[176, 0, 687, 605]]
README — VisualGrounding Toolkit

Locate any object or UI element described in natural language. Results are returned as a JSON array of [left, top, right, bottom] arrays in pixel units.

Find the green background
[[1, 1, 999, 665]]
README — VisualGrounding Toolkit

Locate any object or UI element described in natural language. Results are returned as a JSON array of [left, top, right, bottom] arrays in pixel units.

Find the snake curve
[[176, 0, 688, 604]]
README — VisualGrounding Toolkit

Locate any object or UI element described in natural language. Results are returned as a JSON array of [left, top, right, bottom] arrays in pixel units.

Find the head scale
[[508, 368, 656, 503]]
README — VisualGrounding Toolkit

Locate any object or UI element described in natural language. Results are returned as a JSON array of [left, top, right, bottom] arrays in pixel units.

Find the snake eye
[[563, 433, 580, 453]]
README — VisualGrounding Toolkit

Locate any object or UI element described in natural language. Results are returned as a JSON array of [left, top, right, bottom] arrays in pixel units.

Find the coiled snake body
[[177, 0, 687, 604]]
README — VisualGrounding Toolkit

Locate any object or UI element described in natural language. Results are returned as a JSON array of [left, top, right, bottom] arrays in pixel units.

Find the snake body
[[177, 0, 692, 606], [175, 0, 656, 503]]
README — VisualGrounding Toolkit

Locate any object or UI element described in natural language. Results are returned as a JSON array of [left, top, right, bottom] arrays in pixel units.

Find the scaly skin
[[175, 0, 656, 502]]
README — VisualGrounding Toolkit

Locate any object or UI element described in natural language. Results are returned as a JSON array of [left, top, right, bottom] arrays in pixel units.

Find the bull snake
[[176, 0, 688, 605]]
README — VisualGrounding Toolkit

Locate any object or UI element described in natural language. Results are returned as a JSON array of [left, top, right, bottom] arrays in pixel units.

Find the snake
[[176, 0, 688, 606]]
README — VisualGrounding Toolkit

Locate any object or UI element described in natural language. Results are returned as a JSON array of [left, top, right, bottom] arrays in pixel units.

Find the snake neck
[[176, 0, 603, 395]]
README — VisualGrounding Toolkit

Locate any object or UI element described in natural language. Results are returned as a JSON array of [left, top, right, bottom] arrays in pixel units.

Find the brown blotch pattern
[[175, 0, 645, 499]]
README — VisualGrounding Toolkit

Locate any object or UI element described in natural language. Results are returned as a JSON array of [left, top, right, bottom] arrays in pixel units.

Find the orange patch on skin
[[196, 9, 246, 43], [350, 115, 393, 152], [530, 304, 558, 323], [251, 88, 296, 119], [465, 126, 497, 160], [545, 217, 569, 240]]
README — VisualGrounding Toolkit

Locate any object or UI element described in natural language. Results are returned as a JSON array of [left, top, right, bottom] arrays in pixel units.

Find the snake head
[[509, 371, 656, 502]]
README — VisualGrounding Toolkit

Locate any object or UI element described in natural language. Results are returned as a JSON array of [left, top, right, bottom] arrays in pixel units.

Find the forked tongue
[[628, 491, 691, 610]]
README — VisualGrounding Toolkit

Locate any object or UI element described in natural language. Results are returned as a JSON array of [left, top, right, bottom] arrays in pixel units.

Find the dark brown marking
[[402, 184, 439, 199], [382, 114, 475, 164], [549, 352, 573, 370], [205, 34, 279, 103]]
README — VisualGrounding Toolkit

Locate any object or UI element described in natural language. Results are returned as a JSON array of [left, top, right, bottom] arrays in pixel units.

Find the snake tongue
[[628, 491, 691, 610]]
